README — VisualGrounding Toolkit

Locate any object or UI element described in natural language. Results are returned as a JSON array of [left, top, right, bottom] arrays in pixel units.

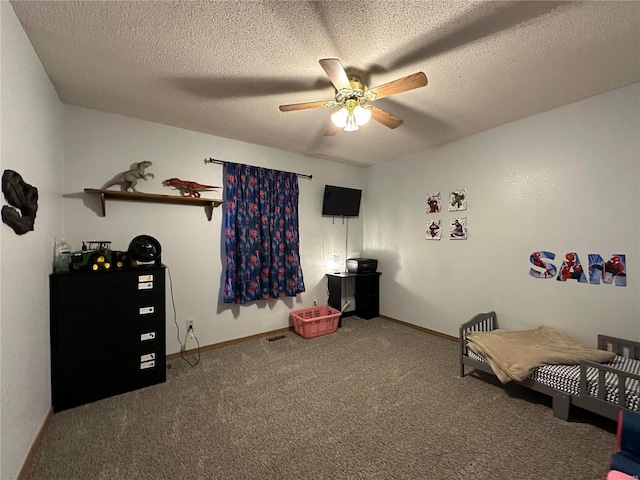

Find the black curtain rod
[[204, 157, 313, 180]]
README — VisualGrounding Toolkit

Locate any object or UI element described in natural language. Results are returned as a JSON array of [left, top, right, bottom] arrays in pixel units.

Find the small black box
[[346, 258, 378, 274]]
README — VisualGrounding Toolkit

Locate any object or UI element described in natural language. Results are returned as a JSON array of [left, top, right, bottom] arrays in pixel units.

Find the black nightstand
[[326, 272, 381, 326]]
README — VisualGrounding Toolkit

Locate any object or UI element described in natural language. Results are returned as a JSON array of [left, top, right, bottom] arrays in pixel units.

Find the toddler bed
[[459, 311, 640, 421]]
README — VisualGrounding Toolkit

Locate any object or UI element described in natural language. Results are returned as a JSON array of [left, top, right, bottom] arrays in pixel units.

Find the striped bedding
[[467, 349, 640, 411]]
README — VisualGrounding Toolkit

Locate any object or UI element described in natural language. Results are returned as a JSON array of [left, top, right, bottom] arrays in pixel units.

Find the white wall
[[3, 3, 637, 476], [0, 3, 65, 479], [62, 106, 367, 353], [365, 83, 640, 346]]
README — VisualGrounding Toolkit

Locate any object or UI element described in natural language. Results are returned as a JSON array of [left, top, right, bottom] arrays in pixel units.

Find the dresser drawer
[[53, 324, 164, 369], [52, 268, 165, 306], [53, 299, 164, 337], [52, 358, 166, 411]]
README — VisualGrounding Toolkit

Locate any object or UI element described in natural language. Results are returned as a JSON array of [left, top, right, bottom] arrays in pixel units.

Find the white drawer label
[[139, 306, 155, 315], [140, 360, 156, 370], [138, 282, 154, 290], [138, 274, 154, 282], [140, 332, 156, 341], [140, 353, 156, 362]]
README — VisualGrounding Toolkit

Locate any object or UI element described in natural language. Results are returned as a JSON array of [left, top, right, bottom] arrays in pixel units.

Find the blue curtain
[[224, 163, 305, 304]]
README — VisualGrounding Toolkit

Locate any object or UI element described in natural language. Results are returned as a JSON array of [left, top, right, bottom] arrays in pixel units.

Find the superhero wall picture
[[426, 192, 441, 213], [449, 188, 466, 212], [426, 220, 441, 240], [529, 251, 626, 287], [449, 217, 467, 240]]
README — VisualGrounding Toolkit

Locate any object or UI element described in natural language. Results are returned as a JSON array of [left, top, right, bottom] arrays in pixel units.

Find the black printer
[[346, 258, 378, 274]]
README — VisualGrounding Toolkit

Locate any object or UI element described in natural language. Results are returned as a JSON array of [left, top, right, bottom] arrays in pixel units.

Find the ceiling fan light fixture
[[331, 107, 349, 128], [331, 100, 370, 132], [331, 98, 365, 132], [336, 88, 352, 103], [353, 105, 372, 126], [344, 113, 359, 132]]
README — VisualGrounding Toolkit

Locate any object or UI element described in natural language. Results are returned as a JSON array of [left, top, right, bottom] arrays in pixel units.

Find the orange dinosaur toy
[[162, 178, 220, 198]]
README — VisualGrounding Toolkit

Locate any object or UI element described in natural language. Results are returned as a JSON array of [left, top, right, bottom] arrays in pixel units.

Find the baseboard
[[167, 326, 295, 361], [17, 406, 53, 480], [168, 317, 455, 361], [380, 314, 457, 342]]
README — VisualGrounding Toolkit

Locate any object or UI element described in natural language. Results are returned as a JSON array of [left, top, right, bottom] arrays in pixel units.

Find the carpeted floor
[[26, 317, 616, 479]]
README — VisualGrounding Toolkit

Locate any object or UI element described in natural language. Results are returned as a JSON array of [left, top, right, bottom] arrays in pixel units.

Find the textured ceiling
[[9, 1, 640, 167]]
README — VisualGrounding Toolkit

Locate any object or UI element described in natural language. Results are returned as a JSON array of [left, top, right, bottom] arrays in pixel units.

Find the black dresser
[[49, 266, 166, 411]]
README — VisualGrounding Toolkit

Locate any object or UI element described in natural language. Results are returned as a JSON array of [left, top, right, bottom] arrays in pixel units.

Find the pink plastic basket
[[291, 306, 341, 339]]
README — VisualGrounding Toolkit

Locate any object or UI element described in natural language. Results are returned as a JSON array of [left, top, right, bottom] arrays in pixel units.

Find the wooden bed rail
[[459, 311, 497, 334], [581, 336, 640, 417], [459, 311, 497, 377], [598, 335, 640, 359], [579, 360, 640, 411]]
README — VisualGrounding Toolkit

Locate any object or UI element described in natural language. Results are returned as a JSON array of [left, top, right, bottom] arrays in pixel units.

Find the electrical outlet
[[187, 318, 194, 331], [313, 298, 318, 306]]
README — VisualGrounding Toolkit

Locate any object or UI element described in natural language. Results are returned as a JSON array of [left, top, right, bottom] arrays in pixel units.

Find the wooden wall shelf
[[84, 189, 224, 221]]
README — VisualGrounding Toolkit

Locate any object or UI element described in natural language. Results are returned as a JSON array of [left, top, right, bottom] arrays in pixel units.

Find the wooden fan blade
[[319, 58, 351, 91], [369, 72, 427, 100], [279, 100, 328, 112], [370, 106, 404, 129]]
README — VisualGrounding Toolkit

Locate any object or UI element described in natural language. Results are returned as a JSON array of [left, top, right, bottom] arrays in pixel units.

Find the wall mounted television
[[322, 185, 362, 217]]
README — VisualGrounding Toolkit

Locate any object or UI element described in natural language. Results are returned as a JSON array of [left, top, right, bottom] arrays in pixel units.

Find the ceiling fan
[[279, 59, 428, 134]]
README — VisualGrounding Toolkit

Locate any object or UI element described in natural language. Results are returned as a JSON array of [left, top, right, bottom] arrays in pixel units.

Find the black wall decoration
[[2, 170, 39, 235]]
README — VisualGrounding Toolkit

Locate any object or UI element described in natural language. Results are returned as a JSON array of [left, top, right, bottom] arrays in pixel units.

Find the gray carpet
[[26, 317, 616, 479]]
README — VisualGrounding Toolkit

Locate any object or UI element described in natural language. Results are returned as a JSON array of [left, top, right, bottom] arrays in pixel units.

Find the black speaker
[[128, 235, 162, 266]]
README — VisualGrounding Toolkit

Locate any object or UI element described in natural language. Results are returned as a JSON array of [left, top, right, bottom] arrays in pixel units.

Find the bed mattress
[[466, 350, 640, 411]]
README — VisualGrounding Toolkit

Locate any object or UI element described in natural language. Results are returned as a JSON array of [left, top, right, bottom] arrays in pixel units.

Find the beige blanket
[[466, 326, 615, 383]]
